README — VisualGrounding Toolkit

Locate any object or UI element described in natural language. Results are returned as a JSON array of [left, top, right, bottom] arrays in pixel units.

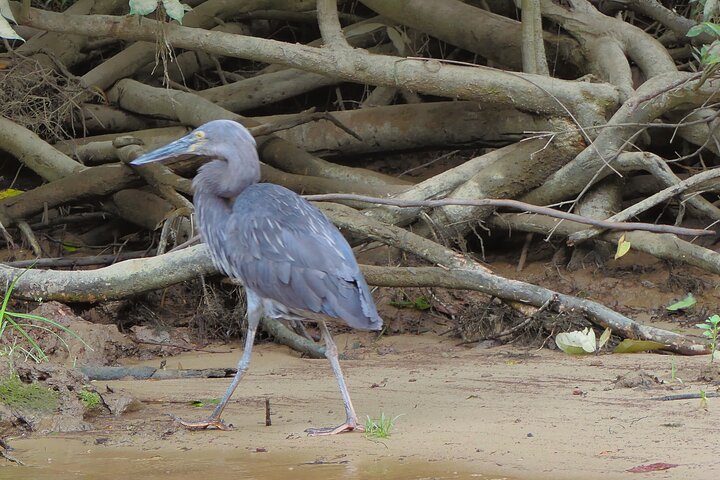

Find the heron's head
[[130, 120, 257, 167]]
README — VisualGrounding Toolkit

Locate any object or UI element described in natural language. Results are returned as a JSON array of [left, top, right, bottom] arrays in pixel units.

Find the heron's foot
[[305, 420, 364, 436], [169, 414, 232, 431]]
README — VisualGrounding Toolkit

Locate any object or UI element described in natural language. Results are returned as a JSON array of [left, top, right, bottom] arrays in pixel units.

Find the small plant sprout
[[696, 314, 720, 364], [670, 356, 683, 384], [364, 413, 401, 439], [699, 388, 709, 410]]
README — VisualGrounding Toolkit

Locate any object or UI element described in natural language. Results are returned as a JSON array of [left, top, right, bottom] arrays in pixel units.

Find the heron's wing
[[223, 183, 381, 330]]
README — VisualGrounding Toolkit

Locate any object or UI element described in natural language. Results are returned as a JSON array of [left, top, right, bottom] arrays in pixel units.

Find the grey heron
[[130, 120, 382, 435]]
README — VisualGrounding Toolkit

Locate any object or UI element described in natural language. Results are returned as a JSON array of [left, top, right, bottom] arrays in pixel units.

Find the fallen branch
[[490, 212, 720, 274], [321, 203, 709, 355], [78, 366, 237, 381], [0, 241, 706, 354]]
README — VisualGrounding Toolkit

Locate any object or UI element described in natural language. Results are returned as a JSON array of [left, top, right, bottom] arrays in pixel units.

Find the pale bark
[[360, 0, 583, 72], [14, 4, 620, 127], [521, 73, 720, 207], [0, 117, 84, 181], [107, 79, 408, 187]]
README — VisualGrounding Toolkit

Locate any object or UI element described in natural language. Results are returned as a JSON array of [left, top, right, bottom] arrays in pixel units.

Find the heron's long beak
[[130, 133, 200, 166]]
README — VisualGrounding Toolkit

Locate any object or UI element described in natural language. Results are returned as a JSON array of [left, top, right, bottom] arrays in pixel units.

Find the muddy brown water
[[3, 437, 510, 480], [2, 333, 719, 479]]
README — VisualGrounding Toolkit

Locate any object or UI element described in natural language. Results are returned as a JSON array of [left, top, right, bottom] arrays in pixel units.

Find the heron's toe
[[305, 421, 363, 436], [169, 414, 232, 431]]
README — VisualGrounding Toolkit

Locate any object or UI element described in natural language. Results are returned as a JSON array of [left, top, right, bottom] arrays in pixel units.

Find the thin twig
[[304, 194, 715, 237]]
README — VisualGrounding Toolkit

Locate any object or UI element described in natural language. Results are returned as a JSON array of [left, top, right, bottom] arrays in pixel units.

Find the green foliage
[[129, 0, 192, 24], [666, 293, 696, 312], [390, 296, 431, 310], [79, 389, 102, 410], [691, 0, 719, 21], [614, 234, 631, 259], [364, 413, 400, 439], [612, 339, 666, 353], [699, 388, 709, 409], [0, 374, 58, 412], [688, 21, 720, 38], [190, 398, 220, 407], [696, 314, 720, 363], [686, 0, 720, 74], [0, 271, 90, 363], [670, 355, 683, 384], [693, 41, 720, 66]]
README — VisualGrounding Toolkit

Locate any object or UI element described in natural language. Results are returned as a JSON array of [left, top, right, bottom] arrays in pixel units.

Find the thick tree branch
[[520, 0, 550, 75], [0, 242, 706, 355], [490, 213, 720, 275], [521, 72, 719, 207], [316, 0, 351, 49], [0, 116, 84, 181], [13, 4, 620, 126], [360, 0, 583, 72]]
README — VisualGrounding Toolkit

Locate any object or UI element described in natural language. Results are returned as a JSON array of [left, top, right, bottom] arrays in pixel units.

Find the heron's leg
[[305, 321, 364, 436], [176, 291, 262, 431]]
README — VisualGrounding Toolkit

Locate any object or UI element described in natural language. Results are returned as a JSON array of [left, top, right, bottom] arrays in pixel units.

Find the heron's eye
[[189, 130, 207, 152]]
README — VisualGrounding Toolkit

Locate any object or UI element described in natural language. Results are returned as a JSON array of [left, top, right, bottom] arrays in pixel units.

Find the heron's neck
[[192, 159, 260, 253], [194, 159, 260, 199]]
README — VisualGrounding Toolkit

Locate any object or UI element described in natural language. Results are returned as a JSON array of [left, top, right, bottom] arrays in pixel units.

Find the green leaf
[[666, 293, 696, 311], [598, 327, 612, 349], [705, 40, 720, 64], [708, 314, 720, 325], [389, 296, 431, 310], [696, 323, 712, 330], [687, 25, 704, 37], [614, 235, 631, 259], [555, 328, 596, 355], [688, 22, 720, 38], [162, 0, 191, 23], [706, 23, 720, 36], [190, 398, 219, 407], [612, 339, 666, 353], [703, 0, 718, 22], [129, 0, 159, 16], [0, 188, 23, 199]]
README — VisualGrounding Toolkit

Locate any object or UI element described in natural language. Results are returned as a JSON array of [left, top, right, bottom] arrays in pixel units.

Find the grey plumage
[[130, 119, 381, 434]]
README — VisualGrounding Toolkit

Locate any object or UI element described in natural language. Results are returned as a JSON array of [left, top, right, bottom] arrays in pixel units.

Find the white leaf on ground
[[0, 15, 22, 41], [556, 328, 596, 355], [0, 0, 17, 23]]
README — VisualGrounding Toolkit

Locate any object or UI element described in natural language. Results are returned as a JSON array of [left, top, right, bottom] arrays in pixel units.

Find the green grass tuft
[[0, 375, 58, 412], [0, 270, 90, 363], [78, 389, 102, 410], [364, 413, 400, 438]]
